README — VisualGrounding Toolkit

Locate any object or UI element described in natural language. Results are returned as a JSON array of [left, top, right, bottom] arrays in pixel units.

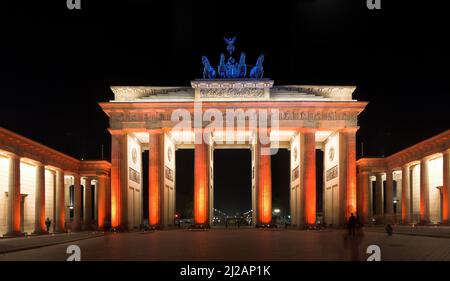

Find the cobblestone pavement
[[1, 228, 449, 261]]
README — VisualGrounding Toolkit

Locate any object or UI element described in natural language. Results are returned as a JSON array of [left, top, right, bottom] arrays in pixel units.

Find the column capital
[[148, 129, 164, 135], [340, 127, 359, 134], [109, 129, 126, 135], [296, 128, 316, 133], [420, 155, 434, 162]]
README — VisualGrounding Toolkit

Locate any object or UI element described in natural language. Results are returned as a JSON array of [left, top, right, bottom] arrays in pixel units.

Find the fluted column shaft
[[73, 174, 82, 231], [420, 158, 430, 224], [6, 154, 21, 236], [97, 175, 107, 229], [84, 177, 92, 226], [303, 132, 316, 225], [194, 131, 210, 226], [149, 132, 163, 227], [375, 173, 384, 217], [443, 150, 450, 224], [360, 172, 371, 224], [55, 168, 65, 232], [33, 162, 46, 234], [385, 170, 394, 222], [402, 164, 411, 224], [257, 137, 272, 225]]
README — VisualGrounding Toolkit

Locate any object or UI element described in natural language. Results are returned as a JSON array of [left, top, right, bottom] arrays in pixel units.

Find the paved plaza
[[1, 228, 450, 261]]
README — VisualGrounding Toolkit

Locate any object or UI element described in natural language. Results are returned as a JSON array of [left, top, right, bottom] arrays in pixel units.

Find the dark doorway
[[271, 149, 290, 225], [176, 149, 194, 219], [214, 149, 251, 218]]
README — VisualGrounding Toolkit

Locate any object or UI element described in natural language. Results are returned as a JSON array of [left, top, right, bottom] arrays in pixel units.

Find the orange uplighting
[[345, 130, 357, 219], [361, 173, 370, 223], [304, 132, 316, 225], [149, 133, 161, 226], [258, 148, 272, 225], [110, 135, 121, 228], [194, 140, 209, 225], [443, 186, 448, 223], [97, 176, 106, 229]]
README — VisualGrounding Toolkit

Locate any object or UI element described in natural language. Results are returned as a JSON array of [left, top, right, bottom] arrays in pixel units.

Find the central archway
[[213, 149, 252, 227]]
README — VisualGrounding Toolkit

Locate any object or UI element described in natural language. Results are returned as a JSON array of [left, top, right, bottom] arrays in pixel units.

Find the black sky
[[1, 1, 449, 214]]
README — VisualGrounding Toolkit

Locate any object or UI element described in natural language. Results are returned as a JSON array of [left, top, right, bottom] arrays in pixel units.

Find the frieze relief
[[109, 110, 359, 123], [199, 88, 265, 99]]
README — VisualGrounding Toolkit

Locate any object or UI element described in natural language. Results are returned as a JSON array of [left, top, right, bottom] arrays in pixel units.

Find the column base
[[82, 221, 95, 231], [383, 214, 396, 224], [3, 231, 26, 238], [31, 230, 49, 235], [190, 223, 210, 230], [255, 222, 275, 228]]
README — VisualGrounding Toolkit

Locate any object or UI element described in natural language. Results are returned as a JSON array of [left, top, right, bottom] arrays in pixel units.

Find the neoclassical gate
[[100, 79, 366, 230]]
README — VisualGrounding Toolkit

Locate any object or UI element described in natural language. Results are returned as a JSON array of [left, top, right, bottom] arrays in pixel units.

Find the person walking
[[45, 217, 52, 233], [348, 213, 357, 236]]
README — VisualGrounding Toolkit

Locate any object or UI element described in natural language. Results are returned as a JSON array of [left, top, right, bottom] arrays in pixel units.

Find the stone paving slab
[[1, 228, 450, 261], [0, 232, 104, 254], [363, 225, 450, 238]]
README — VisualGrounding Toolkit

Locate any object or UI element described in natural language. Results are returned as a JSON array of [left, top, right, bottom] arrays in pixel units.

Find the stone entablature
[[100, 101, 366, 131], [79, 161, 111, 177], [357, 130, 450, 172], [109, 81, 356, 102], [0, 127, 111, 175], [191, 79, 273, 101]]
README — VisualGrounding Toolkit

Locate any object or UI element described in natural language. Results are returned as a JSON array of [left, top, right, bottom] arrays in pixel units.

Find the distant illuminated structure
[[357, 130, 450, 225]]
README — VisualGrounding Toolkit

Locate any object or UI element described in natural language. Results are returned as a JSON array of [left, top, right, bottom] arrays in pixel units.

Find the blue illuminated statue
[[202, 56, 217, 79], [201, 37, 264, 79], [238, 52, 247, 78], [218, 54, 227, 78], [250, 54, 264, 79], [224, 37, 236, 55]]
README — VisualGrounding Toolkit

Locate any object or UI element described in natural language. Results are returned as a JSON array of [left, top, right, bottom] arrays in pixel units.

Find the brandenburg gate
[[99, 38, 367, 230], [100, 80, 367, 230]]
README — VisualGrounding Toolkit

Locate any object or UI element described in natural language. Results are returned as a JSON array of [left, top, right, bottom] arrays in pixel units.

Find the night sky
[[1, 1, 449, 216]]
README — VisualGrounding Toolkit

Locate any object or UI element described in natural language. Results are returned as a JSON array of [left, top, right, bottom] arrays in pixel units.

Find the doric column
[[360, 171, 371, 224], [340, 128, 357, 224], [105, 175, 111, 227], [257, 133, 272, 225], [55, 168, 65, 232], [6, 154, 21, 236], [149, 131, 163, 227], [443, 150, 450, 224], [72, 174, 82, 231], [402, 164, 411, 224], [33, 162, 46, 234], [420, 157, 430, 224], [385, 170, 394, 223], [303, 131, 316, 225], [194, 130, 210, 227], [94, 180, 98, 220], [84, 177, 92, 226], [110, 132, 128, 230], [375, 173, 384, 219], [97, 175, 107, 229]]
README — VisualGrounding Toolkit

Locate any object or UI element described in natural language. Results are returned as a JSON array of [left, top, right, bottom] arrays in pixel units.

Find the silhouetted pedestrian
[[385, 224, 393, 236], [348, 213, 357, 236], [45, 217, 51, 233]]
